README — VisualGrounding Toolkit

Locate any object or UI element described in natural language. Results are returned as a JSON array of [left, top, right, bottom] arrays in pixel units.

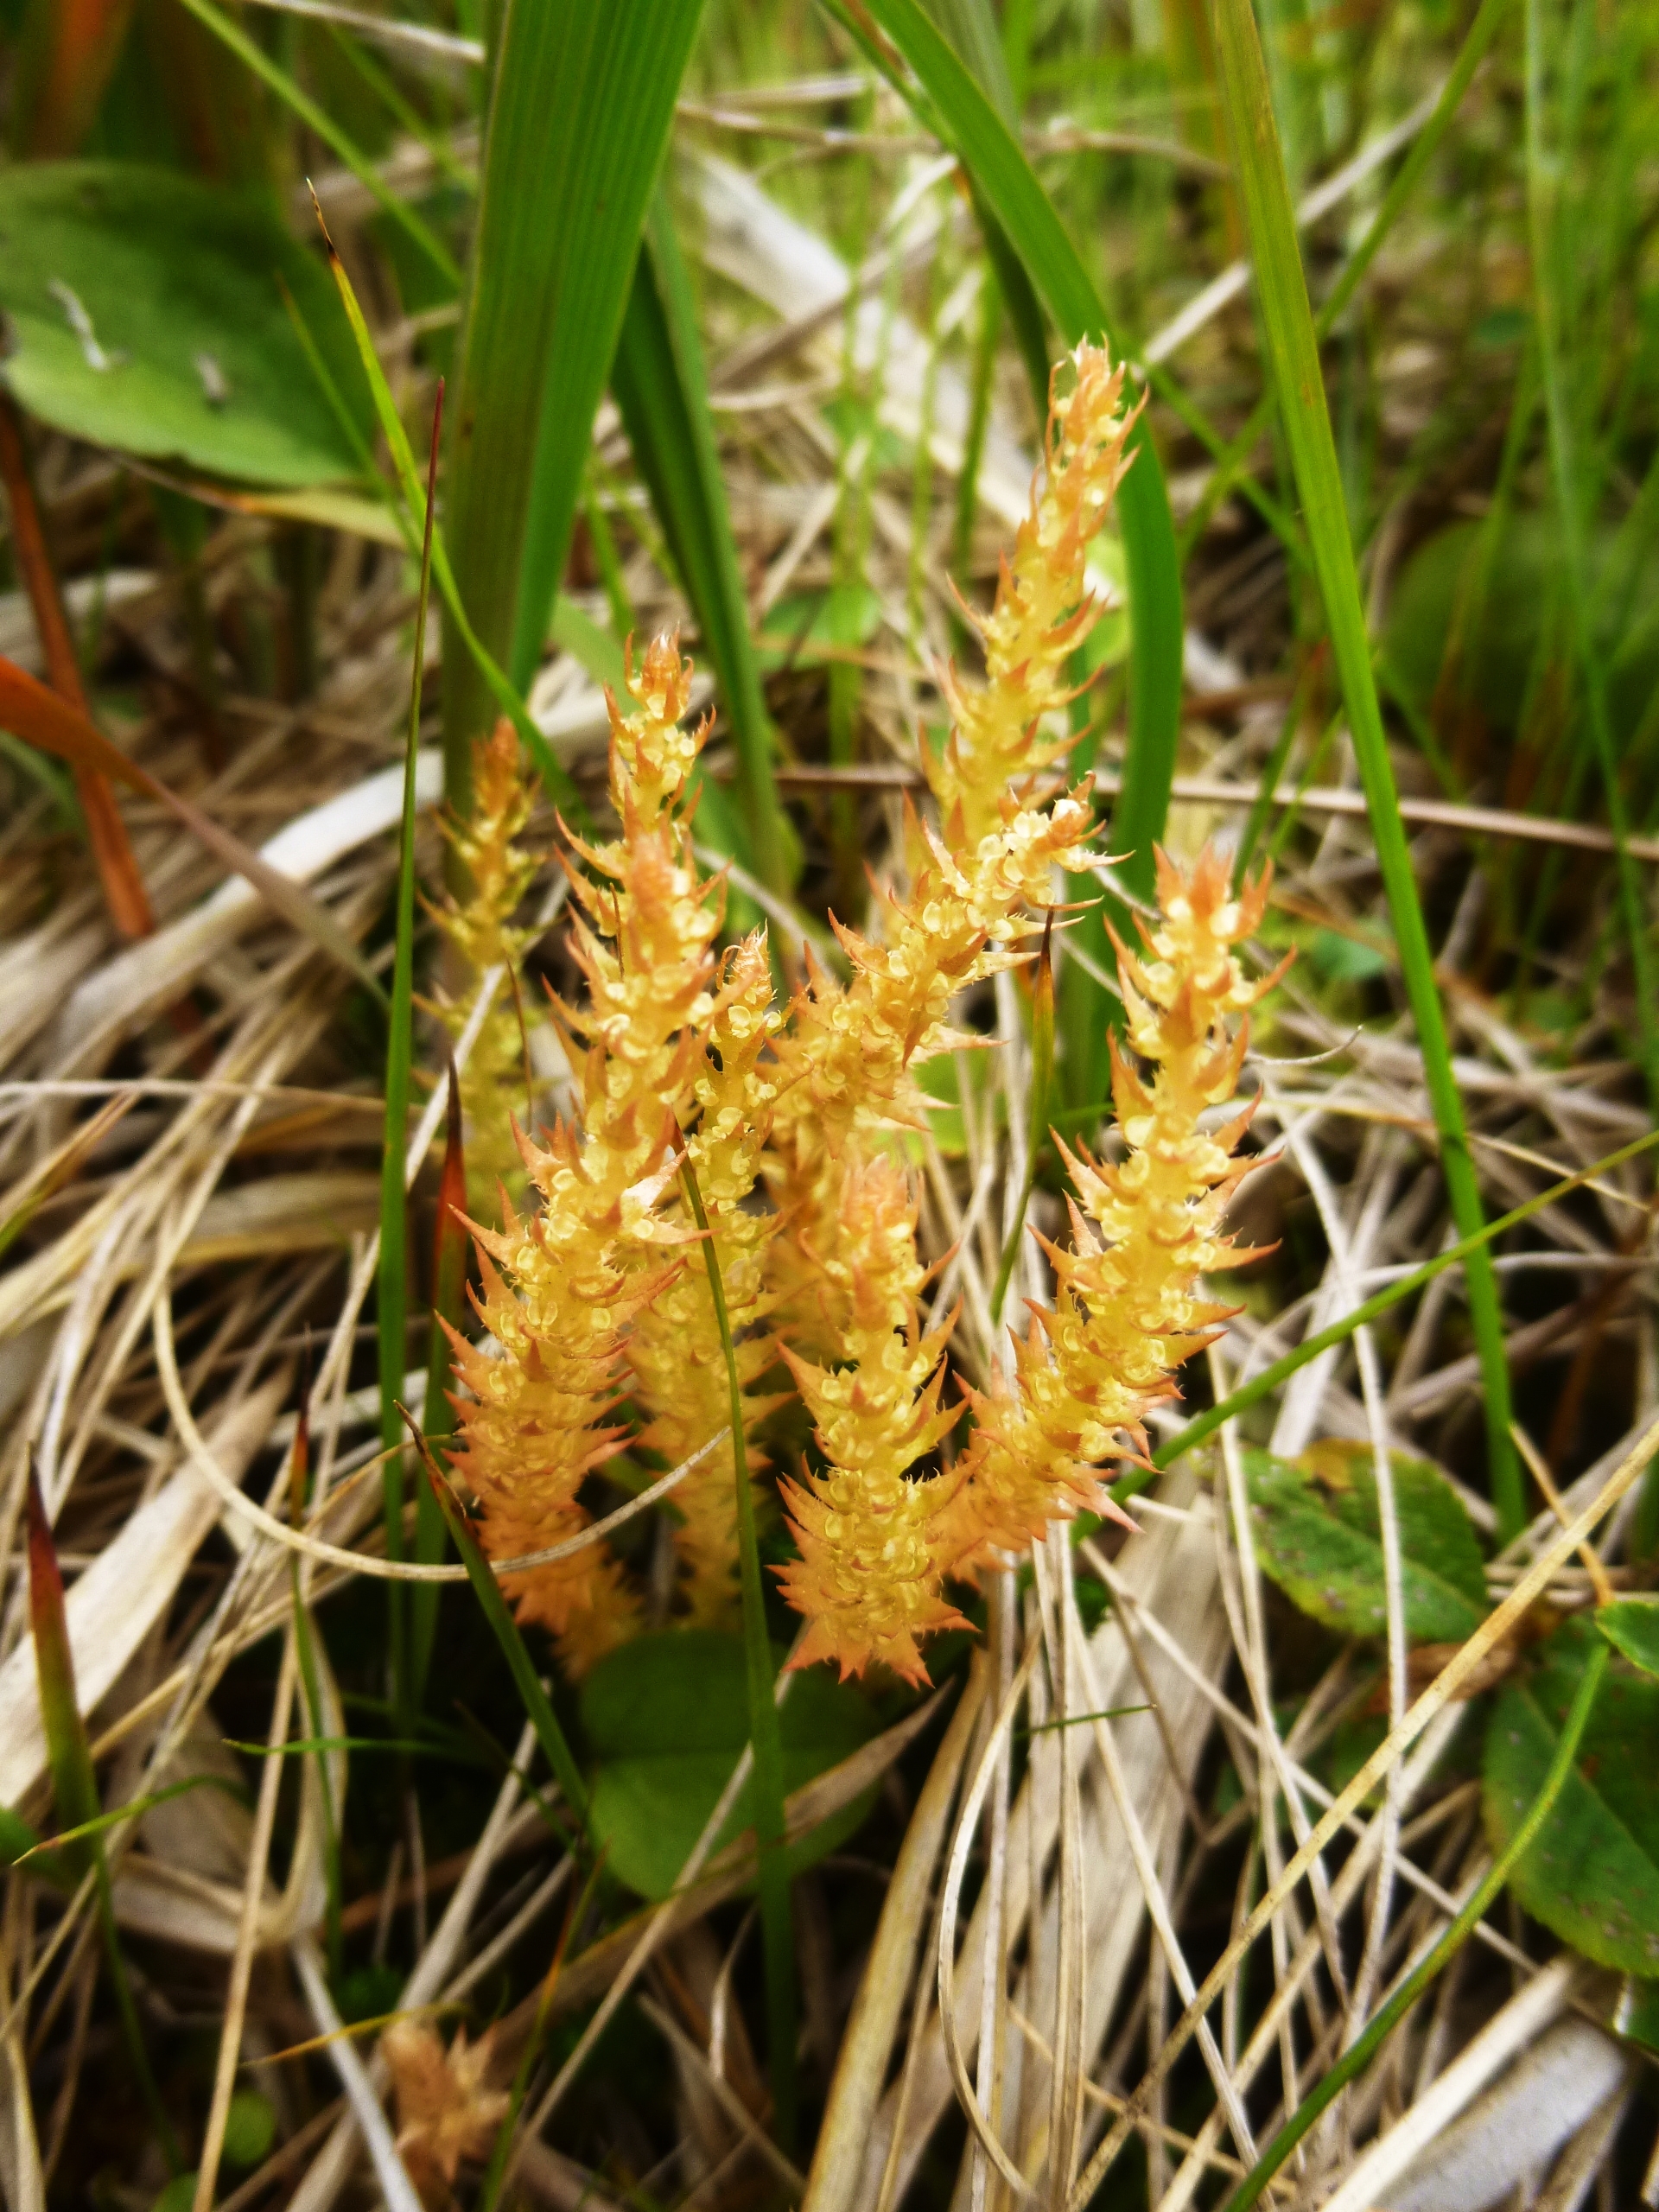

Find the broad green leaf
[[1598, 1600, 1659, 1681], [1245, 1441, 1487, 1643], [442, 0, 708, 814], [1208, 0, 1519, 1536], [1484, 1614, 1659, 1977], [0, 163, 371, 487], [855, 0, 1185, 1110], [581, 1631, 877, 1902], [612, 190, 788, 889]]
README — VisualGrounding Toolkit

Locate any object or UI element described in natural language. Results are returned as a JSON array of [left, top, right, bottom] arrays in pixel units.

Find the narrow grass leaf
[[380, 386, 443, 1730], [1220, 1637, 1610, 2212], [286, 1387, 344, 1979], [612, 189, 786, 888], [411, 1061, 467, 1710], [1208, 0, 1521, 1535], [1135, 1128, 1659, 1492], [0, 652, 381, 997], [677, 1143, 797, 2152], [26, 1471, 183, 2172], [171, 0, 460, 288], [1524, 0, 1659, 1105], [441, 0, 708, 817], [397, 1408, 593, 1842], [308, 212, 585, 820]]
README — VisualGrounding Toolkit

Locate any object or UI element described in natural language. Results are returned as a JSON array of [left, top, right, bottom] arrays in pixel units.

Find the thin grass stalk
[[1219, 1637, 1611, 2212], [1066, 1408, 1659, 2210], [677, 1143, 797, 2151], [1135, 1125, 1659, 1490], [411, 1063, 467, 1709], [1207, 0, 1522, 1537], [275, 1386, 346, 1985], [171, 0, 461, 286], [24, 1472, 182, 2174], [612, 189, 789, 890], [191, 1636, 298, 2212], [1523, 0, 1659, 1107], [1179, 0, 1511, 556], [397, 1409, 592, 1841], [379, 385, 442, 1727], [476, 1853, 607, 2212], [308, 213, 584, 817]]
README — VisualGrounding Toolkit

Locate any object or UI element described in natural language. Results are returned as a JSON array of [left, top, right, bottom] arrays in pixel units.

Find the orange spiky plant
[[444, 639, 779, 1664], [768, 345, 1141, 1681], [445, 640, 721, 1670], [438, 343, 1284, 1696], [943, 848, 1285, 1563], [427, 721, 545, 1212]]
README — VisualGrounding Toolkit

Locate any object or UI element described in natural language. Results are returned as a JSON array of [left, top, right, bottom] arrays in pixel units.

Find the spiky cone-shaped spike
[[765, 797, 1094, 1358], [928, 344, 1138, 854], [944, 847, 1287, 1566], [765, 346, 1141, 1678], [445, 636, 727, 1669], [763, 346, 1135, 1359], [428, 721, 547, 1212], [774, 1155, 969, 1686], [626, 931, 785, 1626]]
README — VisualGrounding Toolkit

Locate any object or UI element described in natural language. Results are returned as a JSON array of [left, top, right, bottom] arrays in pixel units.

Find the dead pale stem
[[1277, 1114, 1409, 2113], [192, 1634, 298, 2212], [804, 1657, 984, 2212], [1081, 1537, 1541, 1978], [1066, 1404, 1659, 2210]]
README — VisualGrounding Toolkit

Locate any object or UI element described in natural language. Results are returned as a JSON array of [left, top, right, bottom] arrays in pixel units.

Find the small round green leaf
[[0, 163, 373, 488], [221, 2088, 276, 2171], [581, 1630, 877, 1901], [1245, 1441, 1487, 1643]]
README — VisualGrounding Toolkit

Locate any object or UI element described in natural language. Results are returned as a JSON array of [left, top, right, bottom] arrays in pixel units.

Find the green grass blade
[[1524, 0, 1659, 1106], [916, 0, 1051, 414], [1130, 1128, 1659, 1496], [441, 0, 709, 819], [397, 1409, 593, 1842], [26, 1471, 183, 2172], [1220, 1637, 1609, 2212], [379, 386, 442, 1729], [612, 188, 787, 888], [1179, 0, 1513, 559], [308, 216, 583, 821], [171, 0, 461, 289], [855, 0, 1185, 1106], [284, 1391, 344, 1980], [1209, 0, 1522, 1539], [677, 1145, 796, 2152], [411, 1062, 467, 1710]]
